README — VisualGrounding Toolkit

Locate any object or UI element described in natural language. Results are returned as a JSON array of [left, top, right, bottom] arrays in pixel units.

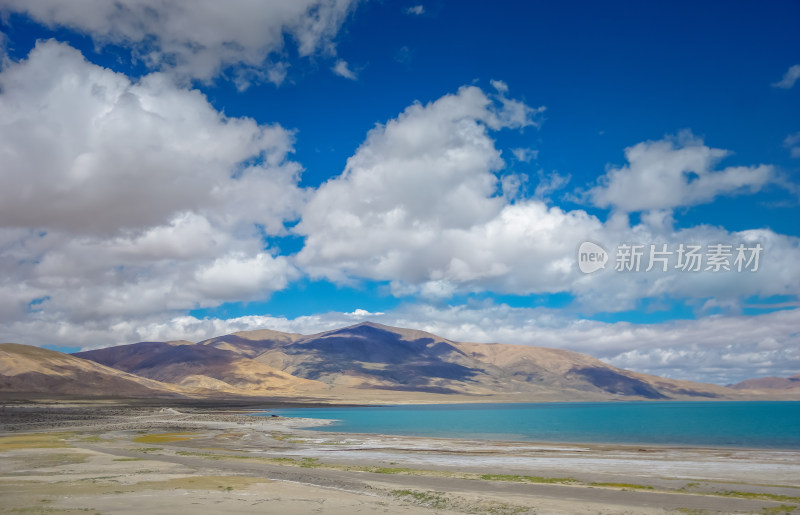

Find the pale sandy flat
[[1, 403, 798, 514]]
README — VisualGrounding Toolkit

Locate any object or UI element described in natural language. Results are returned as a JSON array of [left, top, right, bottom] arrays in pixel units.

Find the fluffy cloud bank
[[295, 85, 799, 308], [0, 41, 302, 327], [2, 43, 798, 335], [0, 0, 357, 85], [296, 83, 583, 296], [0, 41, 303, 236]]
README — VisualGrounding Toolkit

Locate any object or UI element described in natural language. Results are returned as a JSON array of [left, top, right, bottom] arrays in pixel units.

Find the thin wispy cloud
[[784, 131, 800, 158], [511, 147, 538, 162], [773, 64, 800, 89], [332, 59, 358, 80]]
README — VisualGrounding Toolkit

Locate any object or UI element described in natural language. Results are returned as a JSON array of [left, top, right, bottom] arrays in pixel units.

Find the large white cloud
[[0, 41, 303, 332], [295, 86, 799, 307], [296, 84, 553, 290], [0, 0, 358, 85], [586, 132, 774, 212], [0, 40, 304, 236]]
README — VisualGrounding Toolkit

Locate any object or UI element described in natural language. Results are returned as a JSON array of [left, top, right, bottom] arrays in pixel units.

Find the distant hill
[[74, 339, 326, 396], [71, 322, 763, 402], [729, 374, 800, 391], [0, 343, 186, 398], [5, 322, 796, 402], [237, 322, 741, 400]]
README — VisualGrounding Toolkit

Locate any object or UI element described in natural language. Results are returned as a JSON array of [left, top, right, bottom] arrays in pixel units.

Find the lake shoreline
[[257, 400, 800, 450]]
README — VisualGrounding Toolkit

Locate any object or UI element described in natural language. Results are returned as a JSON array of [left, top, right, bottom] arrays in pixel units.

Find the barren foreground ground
[[1, 401, 798, 514]]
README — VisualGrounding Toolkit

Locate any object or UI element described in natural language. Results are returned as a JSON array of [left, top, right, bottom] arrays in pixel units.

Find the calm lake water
[[259, 401, 800, 449]]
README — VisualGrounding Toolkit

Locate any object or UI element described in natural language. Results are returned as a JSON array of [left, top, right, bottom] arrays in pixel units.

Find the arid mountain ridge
[[2, 322, 797, 402]]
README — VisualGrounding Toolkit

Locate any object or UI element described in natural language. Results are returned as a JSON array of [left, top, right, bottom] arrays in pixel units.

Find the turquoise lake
[[260, 401, 800, 449]]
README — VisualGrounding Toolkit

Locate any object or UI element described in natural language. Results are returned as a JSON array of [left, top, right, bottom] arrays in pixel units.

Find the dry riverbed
[[1, 401, 798, 514]]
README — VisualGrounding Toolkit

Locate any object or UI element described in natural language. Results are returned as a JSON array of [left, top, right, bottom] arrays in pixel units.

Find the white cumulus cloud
[[0, 41, 304, 333], [586, 131, 774, 212], [294, 88, 799, 307], [0, 40, 304, 236], [296, 84, 553, 289]]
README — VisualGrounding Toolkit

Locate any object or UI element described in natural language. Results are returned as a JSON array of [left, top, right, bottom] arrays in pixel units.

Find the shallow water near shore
[[260, 401, 800, 449]]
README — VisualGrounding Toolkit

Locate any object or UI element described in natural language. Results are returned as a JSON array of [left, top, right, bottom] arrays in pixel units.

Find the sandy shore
[[1, 401, 798, 514]]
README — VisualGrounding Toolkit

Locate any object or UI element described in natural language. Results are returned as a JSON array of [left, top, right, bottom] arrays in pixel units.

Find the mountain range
[[2, 322, 798, 402]]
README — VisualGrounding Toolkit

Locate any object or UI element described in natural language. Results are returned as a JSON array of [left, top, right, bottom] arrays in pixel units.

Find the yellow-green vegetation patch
[[300, 457, 320, 468], [133, 475, 272, 491], [78, 435, 110, 444], [0, 433, 73, 451], [214, 432, 246, 439], [271, 432, 306, 443], [391, 489, 450, 509], [363, 466, 414, 474], [132, 432, 199, 444], [111, 458, 142, 462], [479, 474, 576, 485]]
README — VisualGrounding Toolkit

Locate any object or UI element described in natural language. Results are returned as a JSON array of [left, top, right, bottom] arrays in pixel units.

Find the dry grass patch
[[16, 452, 91, 470], [0, 433, 73, 451], [134, 475, 273, 491], [132, 432, 199, 444]]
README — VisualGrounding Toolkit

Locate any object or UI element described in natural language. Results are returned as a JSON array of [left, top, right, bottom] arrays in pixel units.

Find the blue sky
[[0, 1, 798, 384]]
